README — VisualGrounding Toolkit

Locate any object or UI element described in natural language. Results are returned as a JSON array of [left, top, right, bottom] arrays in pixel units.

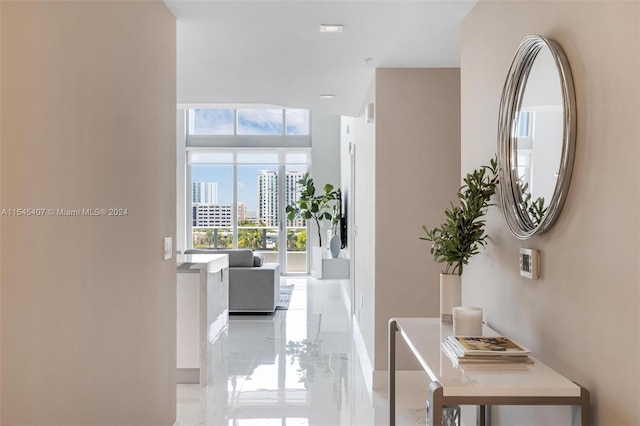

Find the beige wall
[[1, 2, 176, 424], [374, 68, 461, 371], [462, 1, 639, 424]]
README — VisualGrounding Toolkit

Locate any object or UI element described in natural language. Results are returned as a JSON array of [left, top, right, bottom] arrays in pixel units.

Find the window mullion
[[232, 155, 238, 248], [234, 109, 238, 136]]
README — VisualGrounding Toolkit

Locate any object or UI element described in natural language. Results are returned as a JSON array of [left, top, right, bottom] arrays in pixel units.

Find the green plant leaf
[[419, 155, 498, 276]]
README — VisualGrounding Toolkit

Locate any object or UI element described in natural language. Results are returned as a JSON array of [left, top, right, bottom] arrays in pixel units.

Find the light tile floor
[[176, 276, 426, 426]]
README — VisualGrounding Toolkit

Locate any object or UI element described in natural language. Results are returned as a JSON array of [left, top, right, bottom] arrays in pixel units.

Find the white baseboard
[[339, 280, 351, 316], [338, 278, 375, 396], [352, 322, 420, 395], [351, 314, 374, 395]]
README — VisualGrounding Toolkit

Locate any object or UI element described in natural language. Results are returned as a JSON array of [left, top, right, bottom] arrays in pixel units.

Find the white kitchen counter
[[177, 252, 229, 273], [176, 253, 229, 384]]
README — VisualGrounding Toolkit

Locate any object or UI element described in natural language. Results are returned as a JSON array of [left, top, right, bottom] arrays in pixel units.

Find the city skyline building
[[285, 171, 305, 227], [237, 202, 247, 223], [257, 170, 278, 227], [192, 171, 305, 228], [192, 202, 250, 227], [192, 182, 218, 204], [192, 203, 231, 227], [257, 170, 305, 227]]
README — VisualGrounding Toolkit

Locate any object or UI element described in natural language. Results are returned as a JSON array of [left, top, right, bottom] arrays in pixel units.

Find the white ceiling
[[165, 1, 477, 117]]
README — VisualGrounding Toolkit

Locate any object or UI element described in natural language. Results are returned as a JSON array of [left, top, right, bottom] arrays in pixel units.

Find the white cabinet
[[177, 272, 201, 370], [176, 254, 229, 384]]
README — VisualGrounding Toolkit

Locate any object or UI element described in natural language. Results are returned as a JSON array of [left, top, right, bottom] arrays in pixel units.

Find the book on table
[[442, 336, 533, 366]]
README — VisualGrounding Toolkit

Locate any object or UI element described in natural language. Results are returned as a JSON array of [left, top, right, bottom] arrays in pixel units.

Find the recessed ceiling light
[[320, 24, 343, 33], [320, 94, 336, 99]]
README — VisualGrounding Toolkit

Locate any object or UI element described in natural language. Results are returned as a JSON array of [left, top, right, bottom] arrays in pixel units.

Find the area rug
[[277, 284, 294, 310]]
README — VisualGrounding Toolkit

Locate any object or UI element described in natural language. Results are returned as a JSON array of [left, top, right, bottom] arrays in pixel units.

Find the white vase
[[440, 273, 461, 325], [329, 233, 341, 258]]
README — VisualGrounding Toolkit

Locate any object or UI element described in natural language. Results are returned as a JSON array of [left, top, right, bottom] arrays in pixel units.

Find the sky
[[192, 108, 309, 136]]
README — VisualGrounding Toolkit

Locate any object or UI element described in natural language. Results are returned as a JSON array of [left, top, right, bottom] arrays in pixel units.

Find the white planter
[[440, 273, 461, 325], [310, 246, 323, 278]]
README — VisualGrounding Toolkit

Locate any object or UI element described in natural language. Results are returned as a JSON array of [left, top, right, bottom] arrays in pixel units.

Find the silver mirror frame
[[498, 35, 576, 240]]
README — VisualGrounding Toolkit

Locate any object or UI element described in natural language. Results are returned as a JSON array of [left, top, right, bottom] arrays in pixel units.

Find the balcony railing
[[192, 226, 307, 273]]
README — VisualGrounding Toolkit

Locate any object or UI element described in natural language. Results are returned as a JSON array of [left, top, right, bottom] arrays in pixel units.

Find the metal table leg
[[428, 381, 444, 426], [389, 319, 397, 426]]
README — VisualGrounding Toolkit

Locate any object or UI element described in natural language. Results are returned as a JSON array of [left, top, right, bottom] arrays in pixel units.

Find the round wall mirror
[[498, 35, 576, 239]]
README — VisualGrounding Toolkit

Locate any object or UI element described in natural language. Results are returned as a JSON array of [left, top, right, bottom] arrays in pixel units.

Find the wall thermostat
[[519, 248, 539, 279]]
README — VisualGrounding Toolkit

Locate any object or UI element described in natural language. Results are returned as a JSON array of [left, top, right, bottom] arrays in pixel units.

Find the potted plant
[[285, 172, 341, 249], [420, 156, 498, 324]]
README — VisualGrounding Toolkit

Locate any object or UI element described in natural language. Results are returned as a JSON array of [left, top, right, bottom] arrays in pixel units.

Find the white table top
[[394, 318, 580, 398], [176, 253, 229, 273]]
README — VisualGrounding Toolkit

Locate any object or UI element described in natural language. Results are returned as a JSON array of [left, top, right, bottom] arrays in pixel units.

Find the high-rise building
[[257, 170, 278, 227], [285, 171, 305, 227], [256, 170, 306, 227], [192, 182, 218, 204]]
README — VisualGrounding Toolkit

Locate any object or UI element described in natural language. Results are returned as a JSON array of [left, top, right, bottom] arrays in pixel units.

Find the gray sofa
[[184, 249, 280, 313]]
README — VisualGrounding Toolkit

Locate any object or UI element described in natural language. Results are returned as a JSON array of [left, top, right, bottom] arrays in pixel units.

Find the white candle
[[453, 306, 483, 336]]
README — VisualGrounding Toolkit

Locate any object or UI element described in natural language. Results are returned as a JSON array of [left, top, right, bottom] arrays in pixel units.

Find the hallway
[[176, 276, 426, 426]]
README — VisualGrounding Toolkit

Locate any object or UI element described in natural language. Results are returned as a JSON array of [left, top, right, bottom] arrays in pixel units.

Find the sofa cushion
[[253, 254, 264, 267], [223, 249, 254, 267]]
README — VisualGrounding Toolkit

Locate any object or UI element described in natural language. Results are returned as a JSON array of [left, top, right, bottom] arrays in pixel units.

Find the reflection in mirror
[[519, 181, 548, 226], [498, 35, 576, 239], [516, 46, 562, 226]]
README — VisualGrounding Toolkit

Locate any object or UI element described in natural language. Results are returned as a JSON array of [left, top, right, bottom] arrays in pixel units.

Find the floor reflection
[[176, 276, 425, 426]]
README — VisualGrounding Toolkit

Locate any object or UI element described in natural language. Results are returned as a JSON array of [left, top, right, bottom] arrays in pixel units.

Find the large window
[[186, 108, 312, 273], [188, 150, 310, 274]]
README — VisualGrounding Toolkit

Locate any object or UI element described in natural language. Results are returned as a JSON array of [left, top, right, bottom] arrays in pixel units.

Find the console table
[[388, 318, 590, 426]]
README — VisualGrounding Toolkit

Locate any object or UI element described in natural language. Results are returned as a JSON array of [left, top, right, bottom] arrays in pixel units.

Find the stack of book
[[441, 336, 533, 367]]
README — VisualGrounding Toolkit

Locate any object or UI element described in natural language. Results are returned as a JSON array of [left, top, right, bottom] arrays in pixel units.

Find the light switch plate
[[164, 237, 172, 260]]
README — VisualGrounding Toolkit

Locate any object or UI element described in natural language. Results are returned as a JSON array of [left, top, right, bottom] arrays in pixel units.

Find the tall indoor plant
[[420, 156, 498, 323], [286, 172, 341, 248]]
